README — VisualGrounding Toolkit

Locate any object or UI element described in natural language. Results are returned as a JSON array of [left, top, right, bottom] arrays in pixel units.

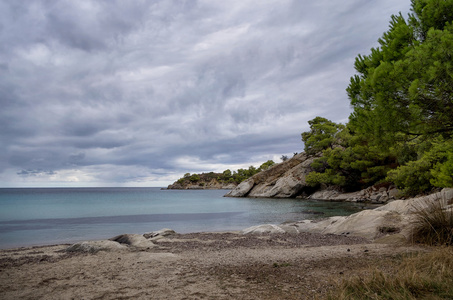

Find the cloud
[[0, 0, 412, 187]]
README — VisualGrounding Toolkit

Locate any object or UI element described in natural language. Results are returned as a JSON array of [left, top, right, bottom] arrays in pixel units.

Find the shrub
[[189, 174, 200, 182], [410, 197, 453, 246]]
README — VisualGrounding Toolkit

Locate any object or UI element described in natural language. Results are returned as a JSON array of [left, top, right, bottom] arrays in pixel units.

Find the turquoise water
[[0, 187, 365, 249]]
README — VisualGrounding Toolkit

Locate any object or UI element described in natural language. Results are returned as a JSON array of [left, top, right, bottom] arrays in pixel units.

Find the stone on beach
[[110, 234, 156, 248], [66, 240, 127, 253], [143, 228, 177, 240]]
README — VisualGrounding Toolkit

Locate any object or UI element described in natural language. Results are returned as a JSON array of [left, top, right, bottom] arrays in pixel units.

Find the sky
[[0, 0, 412, 187]]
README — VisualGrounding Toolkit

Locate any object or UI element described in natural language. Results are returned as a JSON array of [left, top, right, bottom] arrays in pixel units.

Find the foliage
[[386, 139, 453, 195], [173, 160, 276, 186], [301, 116, 345, 155], [303, 0, 453, 194], [189, 174, 200, 182], [259, 160, 275, 171], [347, 2, 453, 148], [303, 122, 397, 191], [431, 151, 453, 188]]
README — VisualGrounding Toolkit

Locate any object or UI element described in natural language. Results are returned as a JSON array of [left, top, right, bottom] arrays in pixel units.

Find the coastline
[[2, 188, 450, 298], [0, 230, 425, 300]]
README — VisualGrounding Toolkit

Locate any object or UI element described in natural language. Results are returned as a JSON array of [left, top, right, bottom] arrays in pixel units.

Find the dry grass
[[327, 247, 453, 299], [410, 197, 453, 246], [327, 196, 453, 299]]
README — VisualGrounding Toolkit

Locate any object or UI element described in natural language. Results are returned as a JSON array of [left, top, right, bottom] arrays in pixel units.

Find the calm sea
[[0, 187, 365, 249]]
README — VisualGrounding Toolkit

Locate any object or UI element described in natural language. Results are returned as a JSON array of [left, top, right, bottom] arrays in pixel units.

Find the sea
[[0, 187, 366, 249]]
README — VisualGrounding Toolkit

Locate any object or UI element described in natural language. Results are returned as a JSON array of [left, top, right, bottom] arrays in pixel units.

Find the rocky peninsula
[[225, 152, 399, 204]]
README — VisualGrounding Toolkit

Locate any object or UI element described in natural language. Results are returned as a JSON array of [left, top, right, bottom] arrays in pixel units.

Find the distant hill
[[167, 172, 237, 190], [167, 160, 276, 190]]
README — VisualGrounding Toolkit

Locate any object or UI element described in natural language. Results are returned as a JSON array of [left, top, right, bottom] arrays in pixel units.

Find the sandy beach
[[0, 231, 425, 300]]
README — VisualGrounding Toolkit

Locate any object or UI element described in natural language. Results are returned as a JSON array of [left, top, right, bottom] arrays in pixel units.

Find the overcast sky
[[0, 0, 411, 187]]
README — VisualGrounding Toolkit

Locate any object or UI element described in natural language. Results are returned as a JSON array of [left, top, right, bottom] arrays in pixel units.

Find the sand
[[0, 231, 424, 299]]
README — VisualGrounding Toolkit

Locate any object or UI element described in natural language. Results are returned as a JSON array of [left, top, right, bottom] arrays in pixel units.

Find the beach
[[0, 231, 424, 300]]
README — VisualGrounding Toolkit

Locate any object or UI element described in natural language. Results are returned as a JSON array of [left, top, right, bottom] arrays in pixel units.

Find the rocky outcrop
[[225, 153, 316, 198], [308, 185, 400, 204], [241, 188, 453, 241], [224, 152, 403, 203], [226, 153, 401, 203]]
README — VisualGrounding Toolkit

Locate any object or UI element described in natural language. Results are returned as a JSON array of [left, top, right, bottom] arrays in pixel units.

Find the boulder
[[388, 187, 399, 199], [225, 178, 255, 197], [144, 228, 177, 240], [241, 224, 300, 234], [320, 210, 403, 239], [110, 234, 156, 248], [66, 240, 127, 253]]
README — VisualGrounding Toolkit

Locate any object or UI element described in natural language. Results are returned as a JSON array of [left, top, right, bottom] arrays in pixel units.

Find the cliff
[[225, 152, 401, 203], [225, 153, 317, 198]]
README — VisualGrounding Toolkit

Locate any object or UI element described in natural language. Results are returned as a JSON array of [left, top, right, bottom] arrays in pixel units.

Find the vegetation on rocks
[[169, 160, 275, 189], [302, 0, 453, 197]]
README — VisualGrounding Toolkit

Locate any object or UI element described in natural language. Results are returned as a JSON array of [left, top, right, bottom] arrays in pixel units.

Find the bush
[[386, 159, 433, 196], [386, 139, 453, 196], [189, 174, 200, 182], [431, 151, 453, 188]]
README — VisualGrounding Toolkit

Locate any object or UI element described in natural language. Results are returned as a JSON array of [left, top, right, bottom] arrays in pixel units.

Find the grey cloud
[[0, 0, 412, 186], [17, 169, 56, 177]]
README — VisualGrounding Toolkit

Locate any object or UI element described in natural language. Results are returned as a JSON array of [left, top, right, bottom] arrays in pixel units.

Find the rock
[[241, 224, 286, 234], [388, 187, 399, 199], [225, 179, 255, 197], [379, 195, 389, 203], [308, 190, 339, 200], [66, 240, 127, 253], [225, 153, 315, 198], [110, 234, 156, 248], [241, 188, 453, 242], [241, 224, 300, 235], [320, 210, 402, 239], [143, 228, 176, 239], [370, 193, 381, 202]]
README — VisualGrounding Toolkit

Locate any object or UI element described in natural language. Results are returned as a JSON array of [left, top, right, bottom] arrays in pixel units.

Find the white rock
[[144, 228, 176, 239], [66, 240, 127, 253], [224, 178, 254, 197], [110, 234, 156, 248], [241, 224, 286, 234]]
